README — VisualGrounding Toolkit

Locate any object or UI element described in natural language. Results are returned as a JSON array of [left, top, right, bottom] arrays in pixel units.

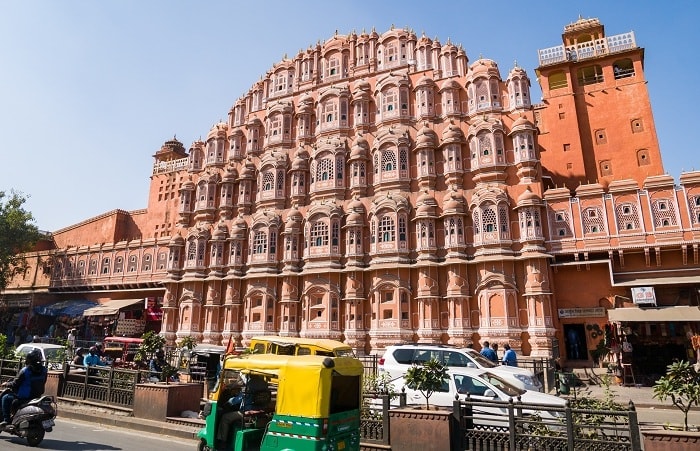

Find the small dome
[[415, 75, 434, 88], [440, 79, 461, 91], [231, 215, 248, 233], [222, 166, 238, 183], [442, 122, 464, 143], [292, 147, 309, 170], [240, 160, 256, 178], [212, 221, 228, 240], [415, 124, 436, 149], [350, 135, 370, 159], [517, 187, 541, 205], [510, 115, 535, 134], [346, 211, 364, 225], [442, 191, 465, 213], [206, 121, 228, 141], [470, 58, 500, 78], [285, 208, 303, 228], [508, 65, 528, 79]]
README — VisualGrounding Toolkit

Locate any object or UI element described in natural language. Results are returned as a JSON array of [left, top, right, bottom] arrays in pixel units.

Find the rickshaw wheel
[[197, 438, 212, 451]]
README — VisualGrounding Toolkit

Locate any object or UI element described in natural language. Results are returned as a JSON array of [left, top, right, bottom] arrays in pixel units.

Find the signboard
[[144, 296, 163, 321], [631, 287, 656, 305], [557, 307, 606, 318]]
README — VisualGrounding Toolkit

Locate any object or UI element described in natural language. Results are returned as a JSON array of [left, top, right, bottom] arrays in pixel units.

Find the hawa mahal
[[4, 17, 700, 366]]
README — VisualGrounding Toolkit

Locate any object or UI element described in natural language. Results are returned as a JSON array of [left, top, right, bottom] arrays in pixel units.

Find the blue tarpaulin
[[33, 300, 98, 317]]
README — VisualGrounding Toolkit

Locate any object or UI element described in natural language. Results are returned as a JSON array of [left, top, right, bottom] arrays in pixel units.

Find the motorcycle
[[0, 387, 57, 447]]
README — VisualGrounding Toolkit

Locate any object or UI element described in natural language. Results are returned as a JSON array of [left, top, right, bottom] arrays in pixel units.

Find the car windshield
[[44, 348, 63, 360], [466, 349, 497, 368], [480, 372, 526, 397]]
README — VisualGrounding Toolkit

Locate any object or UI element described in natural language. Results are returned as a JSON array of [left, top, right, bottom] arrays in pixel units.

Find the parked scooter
[[0, 387, 57, 447]]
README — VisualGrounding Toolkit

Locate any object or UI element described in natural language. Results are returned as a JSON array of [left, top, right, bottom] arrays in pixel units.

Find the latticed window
[[444, 218, 464, 245], [253, 231, 267, 254], [479, 135, 491, 156], [378, 216, 395, 242], [551, 210, 573, 236], [317, 158, 334, 181], [519, 209, 541, 238], [187, 241, 197, 261], [269, 231, 277, 254], [374, 154, 379, 174], [311, 222, 329, 247], [651, 199, 677, 228], [398, 216, 407, 242], [263, 172, 274, 191], [690, 195, 700, 226], [615, 203, 640, 231], [383, 89, 397, 112], [399, 149, 408, 171], [498, 206, 509, 232], [277, 170, 284, 190], [483, 207, 497, 233], [332, 223, 339, 245], [336, 157, 344, 180], [473, 210, 481, 234], [582, 207, 606, 234], [382, 150, 396, 171]]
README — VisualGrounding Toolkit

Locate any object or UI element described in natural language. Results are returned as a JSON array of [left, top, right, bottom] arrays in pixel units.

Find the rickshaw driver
[[216, 376, 251, 449], [216, 374, 270, 449]]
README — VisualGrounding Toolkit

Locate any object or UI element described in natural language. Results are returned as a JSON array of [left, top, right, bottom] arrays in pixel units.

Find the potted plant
[[403, 357, 448, 410], [652, 360, 700, 431], [390, 358, 454, 451]]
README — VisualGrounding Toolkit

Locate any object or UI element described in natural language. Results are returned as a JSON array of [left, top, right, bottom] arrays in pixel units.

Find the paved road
[[637, 406, 700, 429], [0, 418, 199, 451]]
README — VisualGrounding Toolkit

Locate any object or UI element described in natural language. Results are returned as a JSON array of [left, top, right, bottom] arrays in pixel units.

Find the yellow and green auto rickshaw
[[248, 336, 355, 358], [197, 352, 363, 451]]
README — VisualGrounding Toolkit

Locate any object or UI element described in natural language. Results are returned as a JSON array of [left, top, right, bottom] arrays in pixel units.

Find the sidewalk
[[56, 398, 203, 440], [560, 367, 699, 410]]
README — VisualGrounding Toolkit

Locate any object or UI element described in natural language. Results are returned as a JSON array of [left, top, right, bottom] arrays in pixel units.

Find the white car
[[393, 367, 565, 425], [15, 343, 66, 370], [378, 344, 543, 392]]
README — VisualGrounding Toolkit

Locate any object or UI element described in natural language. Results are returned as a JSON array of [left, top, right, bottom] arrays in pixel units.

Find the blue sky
[[1, 1, 697, 232]]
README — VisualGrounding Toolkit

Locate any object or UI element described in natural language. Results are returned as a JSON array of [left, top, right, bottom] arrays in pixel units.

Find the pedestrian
[[84, 346, 105, 384], [67, 329, 76, 349], [71, 348, 86, 367], [491, 343, 499, 360], [149, 349, 168, 381], [480, 341, 498, 363], [502, 343, 518, 367]]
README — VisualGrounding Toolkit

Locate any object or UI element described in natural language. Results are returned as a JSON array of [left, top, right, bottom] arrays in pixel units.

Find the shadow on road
[[0, 436, 122, 450]]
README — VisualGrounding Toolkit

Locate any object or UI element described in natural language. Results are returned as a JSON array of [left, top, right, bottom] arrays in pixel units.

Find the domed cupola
[[207, 121, 229, 141], [510, 115, 535, 134], [415, 189, 437, 218], [469, 58, 500, 79], [415, 123, 437, 150], [442, 189, 466, 215], [350, 134, 370, 159], [169, 231, 185, 246], [442, 121, 465, 145], [222, 166, 238, 183], [212, 220, 228, 241], [516, 187, 541, 207]]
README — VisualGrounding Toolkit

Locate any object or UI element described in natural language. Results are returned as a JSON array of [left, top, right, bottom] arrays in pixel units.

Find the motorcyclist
[[1, 349, 47, 427]]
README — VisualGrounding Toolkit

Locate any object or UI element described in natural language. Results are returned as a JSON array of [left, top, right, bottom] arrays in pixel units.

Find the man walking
[[502, 343, 518, 367], [480, 341, 498, 363]]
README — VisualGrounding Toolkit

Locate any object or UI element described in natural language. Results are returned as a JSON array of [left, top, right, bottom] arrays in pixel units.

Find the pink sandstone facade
[[4, 18, 700, 366]]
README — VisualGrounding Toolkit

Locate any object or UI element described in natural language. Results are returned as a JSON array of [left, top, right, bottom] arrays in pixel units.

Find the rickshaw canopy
[[220, 353, 363, 418]]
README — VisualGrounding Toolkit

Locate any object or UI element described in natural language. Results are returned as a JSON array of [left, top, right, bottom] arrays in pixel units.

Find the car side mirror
[[483, 389, 497, 398], [467, 362, 477, 368]]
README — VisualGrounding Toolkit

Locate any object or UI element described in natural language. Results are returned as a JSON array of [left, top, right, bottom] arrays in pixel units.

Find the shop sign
[[631, 287, 656, 305], [557, 307, 606, 318]]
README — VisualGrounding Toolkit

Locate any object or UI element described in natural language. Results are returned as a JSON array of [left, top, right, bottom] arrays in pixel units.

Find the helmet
[[75, 347, 85, 355], [89, 346, 98, 354], [26, 349, 42, 366]]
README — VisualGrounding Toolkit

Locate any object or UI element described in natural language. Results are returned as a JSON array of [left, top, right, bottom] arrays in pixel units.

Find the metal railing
[[360, 392, 406, 446], [60, 362, 153, 408], [453, 396, 640, 451]]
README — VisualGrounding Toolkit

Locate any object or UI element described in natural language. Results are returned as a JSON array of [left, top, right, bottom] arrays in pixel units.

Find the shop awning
[[34, 300, 98, 317], [613, 275, 700, 286], [608, 306, 700, 322], [83, 299, 144, 317]]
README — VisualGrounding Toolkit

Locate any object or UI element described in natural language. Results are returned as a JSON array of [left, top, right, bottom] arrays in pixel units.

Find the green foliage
[[0, 190, 42, 291], [135, 330, 166, 363], [363, 372, 398, 398], [404, 357, 448, 410], [653, 360, 700, 431], [0, 334, 16, 359], [177, 336, 197, 350]]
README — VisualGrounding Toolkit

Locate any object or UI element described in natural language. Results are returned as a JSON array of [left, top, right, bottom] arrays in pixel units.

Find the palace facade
[[4, 17, 700, 367]]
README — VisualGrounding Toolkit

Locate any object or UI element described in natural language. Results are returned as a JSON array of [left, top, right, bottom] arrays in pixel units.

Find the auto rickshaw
[[248, 336, 355, 357], [178, 344, 226, 391], [197, 353, 363, 451]]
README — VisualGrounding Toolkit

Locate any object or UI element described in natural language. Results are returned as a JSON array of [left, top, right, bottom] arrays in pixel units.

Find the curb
[[57, 403, 201, 440]]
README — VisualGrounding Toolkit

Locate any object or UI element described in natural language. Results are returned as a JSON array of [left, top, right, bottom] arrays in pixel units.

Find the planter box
[[641, 428, 700, 451], [133, 382, 203, 421], [389, 407, 456, 451]]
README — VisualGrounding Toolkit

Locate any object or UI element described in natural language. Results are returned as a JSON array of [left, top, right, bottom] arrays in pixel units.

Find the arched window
[[379, 216, 395, 242]]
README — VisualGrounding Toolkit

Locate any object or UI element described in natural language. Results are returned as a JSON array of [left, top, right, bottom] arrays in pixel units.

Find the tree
[[0, 191, 42, 291], [653, 360, 700, 431], [403, 357, 449, 410]]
